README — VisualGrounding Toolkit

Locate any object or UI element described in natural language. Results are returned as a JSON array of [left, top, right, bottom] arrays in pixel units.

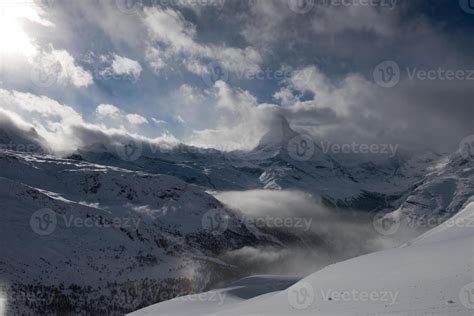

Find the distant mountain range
[[1, 116, 473, 314]]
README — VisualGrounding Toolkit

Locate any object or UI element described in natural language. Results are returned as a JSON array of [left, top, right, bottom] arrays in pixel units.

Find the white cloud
[[0, 1, 469, 155], [0, 88, 176, 154], [142, 6, 262, 75], [110, 54, 143, 80], [0, 0, 54, 58], [273, 87, 297, 107], [0, 2, 92, 89], [0, 110, 49, 152], [95, 104, 149, 126], [0, 89, 83, 124], [0, 88, 84, 151], [216, 189, 399, 275], [280, 65, 373, 116], [174, 115, 185, 124], [152, 117, 167, 125], [145, 46, 167, 73], [126, 113, 149, 125], [21, 1, 56, 27], [240, 1, 398, 51], [96, 104, 121, 119], [32, 48, 94, 87], [186, 81, 279, 151], [178, 84, 206, 104]]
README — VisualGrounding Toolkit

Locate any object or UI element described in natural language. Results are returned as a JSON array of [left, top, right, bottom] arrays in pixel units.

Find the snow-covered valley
[[130, 201, 474, 316]]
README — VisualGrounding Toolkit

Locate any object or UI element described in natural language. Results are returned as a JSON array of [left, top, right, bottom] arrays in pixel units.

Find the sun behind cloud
[[0, 0, 53, 58]]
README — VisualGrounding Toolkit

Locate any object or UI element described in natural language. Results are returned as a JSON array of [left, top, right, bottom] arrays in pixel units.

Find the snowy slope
[[0, 150, 282, 314], [128, 275, 300, 316], [391, 152, 474, 220], [377, 151, 474, 241], [130, 200, 474, 316]]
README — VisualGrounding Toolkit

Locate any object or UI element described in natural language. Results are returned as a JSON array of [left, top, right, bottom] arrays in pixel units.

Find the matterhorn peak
[[256, 114, 298, 150]]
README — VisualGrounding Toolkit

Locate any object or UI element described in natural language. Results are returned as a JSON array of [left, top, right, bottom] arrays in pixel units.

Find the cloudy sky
[[0, 0, 473, 153]]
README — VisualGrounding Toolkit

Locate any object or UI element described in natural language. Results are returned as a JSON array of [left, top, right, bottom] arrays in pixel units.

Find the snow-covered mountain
[[129, 200, 474, 316], [390, 151, 474, 222], [75, 116, 440, 213], [1, 117, 472, 315], [375, 149, 474, 240], [0, 150, 285, 314]]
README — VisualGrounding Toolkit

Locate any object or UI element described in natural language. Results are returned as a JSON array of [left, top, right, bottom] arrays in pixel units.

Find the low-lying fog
[[213, 190, 417, 277]]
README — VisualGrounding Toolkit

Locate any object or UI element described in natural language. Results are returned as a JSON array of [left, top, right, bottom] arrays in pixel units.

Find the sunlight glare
[[0, 0, 42, 58]]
